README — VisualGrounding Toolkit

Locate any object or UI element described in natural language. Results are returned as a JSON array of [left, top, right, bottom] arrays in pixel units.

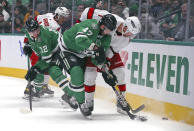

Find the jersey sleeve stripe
[[75, 34, 88, 39], [75, 32, 88, 39], [41, 54, 52, 62], [87, 8, 95, 19]]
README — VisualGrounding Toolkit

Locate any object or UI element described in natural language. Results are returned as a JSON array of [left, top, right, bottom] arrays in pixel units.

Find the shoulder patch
[[91, 23, 98, 30]]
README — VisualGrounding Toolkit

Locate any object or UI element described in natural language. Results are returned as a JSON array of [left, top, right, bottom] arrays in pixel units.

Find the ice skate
[[116, 100, 127, 115], [79, 102, 92, 119], [116, 92, 127, 115], [61, 92, 78, 111], [23, 86, 41, 101], [40, 84, 54, 98], [86, 100, 94, 112]]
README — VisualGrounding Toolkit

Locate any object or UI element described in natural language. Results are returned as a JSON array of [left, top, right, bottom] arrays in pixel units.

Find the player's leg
[[23, 73, 44, 100], [41, 74, 54, 97], [109, 53, 127, 114], [112, 67, 127, 114], [57, 51, 91, 116], [69, 66, 91, 116], [84, 66, 98, 112], [23, 52, 40, 99]]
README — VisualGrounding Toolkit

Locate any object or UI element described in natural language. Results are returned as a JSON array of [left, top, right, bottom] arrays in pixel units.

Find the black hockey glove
[[23, 45, 33, 57], [25, 66, 40, 81], [102, 70, 118, 87], [94, 46, 105, 64]]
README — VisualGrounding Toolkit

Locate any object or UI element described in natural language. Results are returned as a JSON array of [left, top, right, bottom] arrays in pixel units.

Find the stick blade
[[131, 104, 145, 114]]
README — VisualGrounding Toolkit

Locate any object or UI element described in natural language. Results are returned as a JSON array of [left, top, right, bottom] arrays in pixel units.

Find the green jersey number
[[39, 45, 48, 53], [82, 27, 93, 36]]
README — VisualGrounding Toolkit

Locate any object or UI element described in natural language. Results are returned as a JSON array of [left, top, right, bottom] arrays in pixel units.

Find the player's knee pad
[[84, 67, 97, 86], [112, 67, 125, 85]]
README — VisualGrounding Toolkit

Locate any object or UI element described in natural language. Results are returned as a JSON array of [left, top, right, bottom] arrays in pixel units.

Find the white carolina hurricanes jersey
[[80, 7, 130, 58], [36, 13, 61, 33], [80, 7, 123, 29]]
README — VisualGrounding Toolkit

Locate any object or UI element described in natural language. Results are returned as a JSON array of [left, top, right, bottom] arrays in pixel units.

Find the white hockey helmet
[[124, 16, 141, 36], [55, 7, 70, 17]]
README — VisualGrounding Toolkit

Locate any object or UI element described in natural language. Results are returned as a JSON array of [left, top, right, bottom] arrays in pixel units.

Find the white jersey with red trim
[[80, 7, 109, 22], [80, 7, 129, 58], [106, 34, 130, 58], [36, 13, 61, 33], [109, 16, 129, 53], [79, 7, 123, 29]]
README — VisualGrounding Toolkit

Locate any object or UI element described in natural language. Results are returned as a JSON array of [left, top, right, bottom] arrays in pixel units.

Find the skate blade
[[40, 94, 54, 98], [62, 108, 77, 112], [84, 115, 92, 120], [59, 99, 77, 111]]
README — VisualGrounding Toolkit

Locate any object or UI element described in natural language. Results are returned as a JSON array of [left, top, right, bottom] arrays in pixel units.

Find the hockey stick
[[114, 85, 145, 114], [103, 71, 147, 121], [111, 85, 147, 121], [27, 56, 33, 111], [127, 101, 145, 114], [101, 64, 145, 113], [28, 81, 33, 111]]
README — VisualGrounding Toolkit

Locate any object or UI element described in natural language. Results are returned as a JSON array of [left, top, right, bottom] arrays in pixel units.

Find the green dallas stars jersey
[[25, 26, 59, 71], [24, 25, 70, 96], [62, 19, 111, 53]]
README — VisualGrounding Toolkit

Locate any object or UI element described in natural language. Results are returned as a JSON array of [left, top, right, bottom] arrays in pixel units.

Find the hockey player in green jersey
[[24, 18, 70, 102], [23, 7, 70, 99], [24, 14, 117, 118], [57, 14, 117, 118]]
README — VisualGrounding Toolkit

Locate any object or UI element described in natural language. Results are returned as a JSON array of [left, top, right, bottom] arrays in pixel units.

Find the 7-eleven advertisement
[[122, 42, 194, 109]]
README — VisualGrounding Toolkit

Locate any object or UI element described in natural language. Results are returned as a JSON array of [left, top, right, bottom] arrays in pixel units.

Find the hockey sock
[[48, 65, 69, 93], [118, 84, 126, 93], [43, 74, 50, 85], [69, 66, 85, 104], [32, 73, 44, 92], [84, 85, 95, 102]]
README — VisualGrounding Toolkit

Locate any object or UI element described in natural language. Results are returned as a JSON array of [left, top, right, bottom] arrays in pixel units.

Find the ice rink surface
[[0, 76, 194, 131]]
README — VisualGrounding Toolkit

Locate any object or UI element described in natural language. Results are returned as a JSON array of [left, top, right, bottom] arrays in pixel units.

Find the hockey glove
[[94, 46, 105, 64], [23, 45, 33, 57], [25, 66, 40, 81], [102, 70, 118, 87]]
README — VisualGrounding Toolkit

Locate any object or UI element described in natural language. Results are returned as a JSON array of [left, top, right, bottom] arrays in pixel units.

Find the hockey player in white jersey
[[78, 7, 141, 114], [36, 7, 70, 33], [23, 7, 70, 99]]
